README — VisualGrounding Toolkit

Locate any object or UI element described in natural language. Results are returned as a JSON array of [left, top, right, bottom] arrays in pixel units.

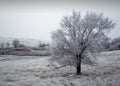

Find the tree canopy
[[50, 11, 115, 74]]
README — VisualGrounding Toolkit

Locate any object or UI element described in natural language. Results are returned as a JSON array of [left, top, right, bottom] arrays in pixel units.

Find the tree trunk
[[76, 55, 82, 75], [76, 63, 81, 75]]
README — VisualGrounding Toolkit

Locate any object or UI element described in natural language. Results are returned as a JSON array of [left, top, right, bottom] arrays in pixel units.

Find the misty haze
[[0, 0, 120, 86]]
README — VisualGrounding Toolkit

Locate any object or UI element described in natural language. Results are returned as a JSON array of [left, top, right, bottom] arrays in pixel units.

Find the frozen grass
[[0, 50, 120, 86], [5, 50, 50, 56]]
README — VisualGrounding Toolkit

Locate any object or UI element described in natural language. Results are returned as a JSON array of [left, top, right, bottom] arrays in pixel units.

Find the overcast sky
[[0, 0, 120, 42]]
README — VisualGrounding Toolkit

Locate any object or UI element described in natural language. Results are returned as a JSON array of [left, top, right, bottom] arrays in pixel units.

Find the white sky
[[0, 0, 120, 42]]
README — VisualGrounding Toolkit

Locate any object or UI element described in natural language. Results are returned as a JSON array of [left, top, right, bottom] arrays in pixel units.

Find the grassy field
[[2, 47, 50, 56], [0, 50, 120, 86], [5, 50, 50, 56]]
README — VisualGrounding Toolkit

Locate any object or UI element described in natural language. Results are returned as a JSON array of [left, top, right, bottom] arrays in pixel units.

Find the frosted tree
[[6, 42, 10, 48], [12, 39, 20, 48], [50, 11, 115, 75], [0, 43, 5, 55]]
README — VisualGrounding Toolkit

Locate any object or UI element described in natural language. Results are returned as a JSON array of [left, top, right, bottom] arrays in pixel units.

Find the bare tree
[[38, 41, 45, 47], [0, 43, 5, 55], [50, 11, 115, 75], [0, 43, 4, 49], [6, 42, 10, 48], [12, 39, 20, 48]]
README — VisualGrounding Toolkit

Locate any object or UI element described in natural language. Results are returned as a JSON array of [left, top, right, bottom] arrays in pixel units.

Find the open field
[[5, 50, 50, 56], [0, 50, 120, 86]]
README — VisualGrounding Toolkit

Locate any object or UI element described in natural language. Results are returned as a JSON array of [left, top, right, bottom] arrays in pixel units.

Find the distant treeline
[[101, 37, 120, 51], [0, 39, 50, 56]]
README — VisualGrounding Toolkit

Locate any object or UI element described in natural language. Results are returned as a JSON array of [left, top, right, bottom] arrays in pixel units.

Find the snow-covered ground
[[0, 51, 120, 86]]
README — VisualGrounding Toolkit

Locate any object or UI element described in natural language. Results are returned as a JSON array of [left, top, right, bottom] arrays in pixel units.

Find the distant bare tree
[[38, 41, 46, 47], [0, 43, 4, 49], [6, 42, 10, 48], [50, 11, 115, 75], [12, 39, 20, 48], [0, 43, 5, 55]]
